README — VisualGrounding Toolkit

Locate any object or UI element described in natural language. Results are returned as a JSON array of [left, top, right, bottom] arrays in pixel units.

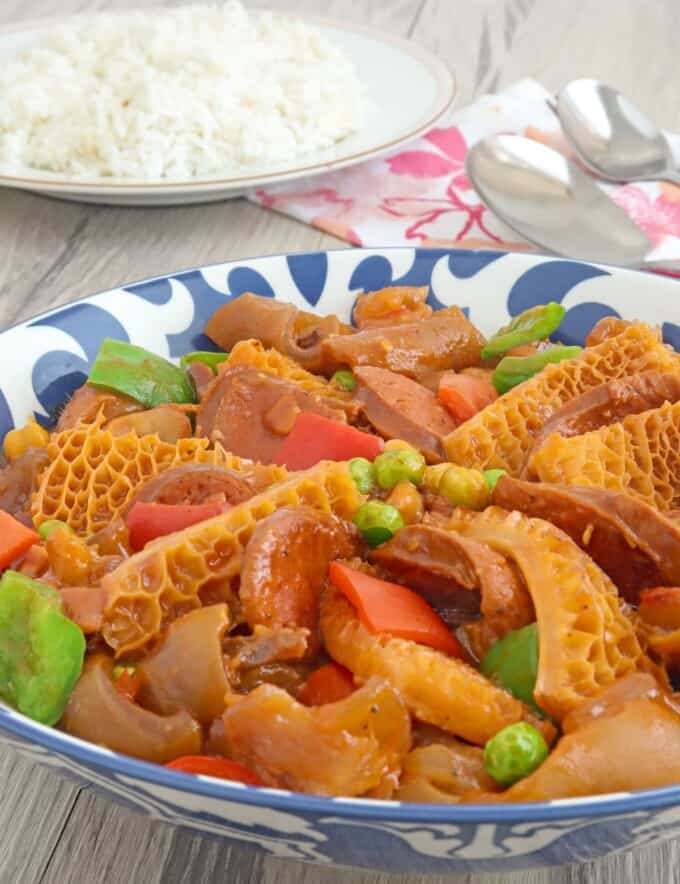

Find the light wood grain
[[2, 1, 680, 882]]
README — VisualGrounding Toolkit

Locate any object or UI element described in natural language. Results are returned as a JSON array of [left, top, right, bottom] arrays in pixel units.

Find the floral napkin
[[249, 79, 680, 267]]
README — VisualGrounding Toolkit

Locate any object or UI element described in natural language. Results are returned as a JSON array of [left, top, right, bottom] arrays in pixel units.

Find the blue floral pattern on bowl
[[2, 247, 680, 874]]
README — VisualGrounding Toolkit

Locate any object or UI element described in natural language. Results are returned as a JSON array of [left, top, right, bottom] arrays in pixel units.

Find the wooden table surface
[[1, 1, 679, 881]]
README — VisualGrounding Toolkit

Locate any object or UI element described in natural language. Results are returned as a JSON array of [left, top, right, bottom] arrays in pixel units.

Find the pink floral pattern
[[249, 80, 680, 271], [387, 125, 470, 188], [612, 185, 680, 244]]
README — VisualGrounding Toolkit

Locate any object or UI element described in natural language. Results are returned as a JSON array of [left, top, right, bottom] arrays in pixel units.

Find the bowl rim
[[3, 245, 680, 824], [5, 699, 680, 822], [4, 244, 679, 338]]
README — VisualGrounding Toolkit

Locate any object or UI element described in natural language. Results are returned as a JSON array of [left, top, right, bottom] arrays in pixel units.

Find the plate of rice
[[0, 2, 455, 206]]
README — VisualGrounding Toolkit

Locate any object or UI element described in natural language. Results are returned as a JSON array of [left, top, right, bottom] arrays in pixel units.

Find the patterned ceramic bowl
[[2, 247, 680, 875]]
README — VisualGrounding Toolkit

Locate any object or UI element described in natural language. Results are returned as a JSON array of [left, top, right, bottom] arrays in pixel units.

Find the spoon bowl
[[556, 79, 680, 184], [466, 134, 653, 266]]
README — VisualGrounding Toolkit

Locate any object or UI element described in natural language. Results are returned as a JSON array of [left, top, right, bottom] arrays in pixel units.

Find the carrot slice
[[328, 561, 464, 657], [438, 373, 498, 423], [0, 509, 39, 571], [298, 662, 355, 706], [165, 755, 264, 786], [274, 412, 384, 470]]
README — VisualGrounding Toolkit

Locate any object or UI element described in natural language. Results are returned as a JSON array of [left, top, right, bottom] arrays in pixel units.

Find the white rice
[[0, 2, 365, 180]]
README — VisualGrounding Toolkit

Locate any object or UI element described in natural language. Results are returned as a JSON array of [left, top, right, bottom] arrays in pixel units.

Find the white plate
[[0, 13, 455, 206]]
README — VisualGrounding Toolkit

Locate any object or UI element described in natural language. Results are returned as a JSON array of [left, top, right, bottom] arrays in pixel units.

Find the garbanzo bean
[[423, 463, 490, 510], [386, 481, 424, 525], [45, 527, 93, 586], [384, 438, 417, 452], [3, 419, 50, 462]]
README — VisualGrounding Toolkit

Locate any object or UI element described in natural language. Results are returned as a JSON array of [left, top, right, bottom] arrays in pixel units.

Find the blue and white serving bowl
[[2, 247, 680, 874]]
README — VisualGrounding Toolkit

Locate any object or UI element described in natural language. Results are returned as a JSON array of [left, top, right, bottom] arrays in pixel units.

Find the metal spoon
[[556, 79, 680, 185], [465, 134, 680, 271]]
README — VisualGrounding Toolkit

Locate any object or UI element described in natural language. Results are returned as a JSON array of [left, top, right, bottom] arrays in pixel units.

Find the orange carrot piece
[[438, 373, 498, 423], [298, 662, 355, 706], [328, 561, 464, 657], [0, 509, 39, 571]]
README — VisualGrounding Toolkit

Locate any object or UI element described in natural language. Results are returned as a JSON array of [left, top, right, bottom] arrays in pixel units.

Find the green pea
[[353, 500, 404, 547], [38, 519, 73, 541], [0, 570, 85, 725], [374, 449, 426, 490], [481, 623, 539, 710], [348, 457, 377, 494], [483, 722, 549, 786], [483, 469, 507, 493], [493, 346, 582, 395], [331, 370, 356, 392], [482, 302, 566, 359]]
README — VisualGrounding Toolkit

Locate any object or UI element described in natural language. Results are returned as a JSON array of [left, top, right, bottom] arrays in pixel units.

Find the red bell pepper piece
[[0, 510, 39, 571], [329, 561, 464, 657], [298, 662, 355, 706], [274, 412, 383, 470], [166, 755, 264, 786], [125, 501, 224, 551]]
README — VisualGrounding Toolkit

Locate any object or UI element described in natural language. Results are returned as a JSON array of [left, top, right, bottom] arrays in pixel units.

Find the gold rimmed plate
[[0, 13, 455, 206]]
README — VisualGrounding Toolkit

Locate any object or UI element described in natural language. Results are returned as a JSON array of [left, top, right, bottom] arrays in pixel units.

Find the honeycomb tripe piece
[[529, 400, 680, 511], [101, 461, 364, 656], [227, 339, 356, 415], [447, 507, 655, 721], [443, 322, 679, 475], [31, 419, 286, 536], [320, 586, 552, 746]]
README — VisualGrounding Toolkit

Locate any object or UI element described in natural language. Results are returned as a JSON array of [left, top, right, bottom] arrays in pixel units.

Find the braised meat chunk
[[205, 292, 353, 372], [196, 366, 345, 463], [322, 306, 485, 378], [354, 366, 456, 462], [494, 476, 680, 603], [371, 524, 533, 642]]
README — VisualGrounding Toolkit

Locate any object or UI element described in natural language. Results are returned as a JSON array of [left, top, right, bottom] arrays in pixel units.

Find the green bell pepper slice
[[0, 570, 85, 725], [493, 345, 582, 394], [179, 351, 230, 374], [89, 339, 196, 408], [482, 302, 566, 359], [481, 623, 540, 712]]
